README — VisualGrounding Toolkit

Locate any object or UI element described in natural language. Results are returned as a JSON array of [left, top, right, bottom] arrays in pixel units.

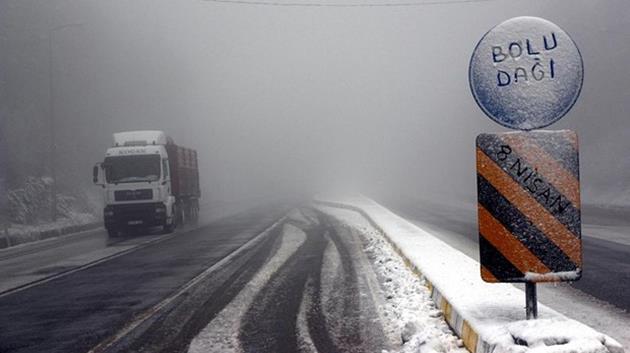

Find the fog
[[1, 0, 629, 213]]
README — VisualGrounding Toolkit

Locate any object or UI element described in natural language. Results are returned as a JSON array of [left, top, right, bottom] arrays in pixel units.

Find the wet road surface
[[187, 208, 392, 353], [0, 206, 393, 353], [237, 211, 388, 353], [0, 206, 285, 353]]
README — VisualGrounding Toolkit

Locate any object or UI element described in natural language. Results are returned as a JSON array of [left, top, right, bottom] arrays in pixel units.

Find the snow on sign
[[469, 17, 583, 130], [476, 130, 581, 283]]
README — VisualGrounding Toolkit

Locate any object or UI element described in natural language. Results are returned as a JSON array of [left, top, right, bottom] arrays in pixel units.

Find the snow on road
[[188, 219, 307, 353], [189, 207, 468, 353], [318, 206, 467, 353]]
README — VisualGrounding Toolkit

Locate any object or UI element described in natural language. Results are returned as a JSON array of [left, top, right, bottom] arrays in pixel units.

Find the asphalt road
[[187, 208, 392, 353], [0, 227, 167, 294], [572, 236, 630, 309], [0, 206, 393, 353], [237, 211, 388, 353], [0, 206, 285, 353], [0, 200, 255, 295], [380, 197, 630, 312]]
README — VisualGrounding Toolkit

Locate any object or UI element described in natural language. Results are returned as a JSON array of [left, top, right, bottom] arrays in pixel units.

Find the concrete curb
[[0, 221, 102, 250], [314, 199, 624, 353]]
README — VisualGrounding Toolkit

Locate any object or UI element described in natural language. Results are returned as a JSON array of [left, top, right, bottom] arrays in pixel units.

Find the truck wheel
[[163, 223, 175, 234], [163, 205, 177, 234], [107, 228, 120, 238], [178, 205, 185, 226], [192, 204, 199, 225]]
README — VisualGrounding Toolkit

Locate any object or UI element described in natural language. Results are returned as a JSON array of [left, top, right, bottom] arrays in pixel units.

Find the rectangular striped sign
[[476, 130, 581, 283]]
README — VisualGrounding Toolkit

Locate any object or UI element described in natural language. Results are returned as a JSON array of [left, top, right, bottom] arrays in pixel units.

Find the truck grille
[[114, 189, 153, 201]]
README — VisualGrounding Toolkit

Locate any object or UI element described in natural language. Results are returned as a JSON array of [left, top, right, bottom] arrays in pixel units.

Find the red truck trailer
[[166, 142, 201, 223]]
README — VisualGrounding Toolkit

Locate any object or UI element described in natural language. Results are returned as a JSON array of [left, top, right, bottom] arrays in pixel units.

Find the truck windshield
[[104, 155, 161, 183]]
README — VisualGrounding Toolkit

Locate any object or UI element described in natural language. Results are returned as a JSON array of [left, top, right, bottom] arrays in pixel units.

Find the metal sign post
[[526, 282, 537, 319], [469, 17, 584, 320]]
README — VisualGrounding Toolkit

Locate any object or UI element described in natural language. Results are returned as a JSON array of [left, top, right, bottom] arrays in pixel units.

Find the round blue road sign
[[469, 17, 583, 131]]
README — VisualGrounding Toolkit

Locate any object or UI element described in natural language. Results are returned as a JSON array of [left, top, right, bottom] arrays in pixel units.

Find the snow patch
[[316, 197, 625, 353], [507, 319, 625, 353], [287, 208, 316, 227], [318, 205, 466, 353], [523, 271, 581, 282], [3, 176, 97, 247], [113, 130, 168, 146], [187, 222, 306, 353], [296, 277, 318, 353]]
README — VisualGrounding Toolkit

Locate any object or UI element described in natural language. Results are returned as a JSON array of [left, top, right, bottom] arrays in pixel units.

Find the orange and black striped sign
[[476, 130, 581, 283]]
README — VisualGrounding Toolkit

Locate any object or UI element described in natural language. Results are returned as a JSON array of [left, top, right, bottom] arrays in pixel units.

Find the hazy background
[[1, 0, 629, 215]]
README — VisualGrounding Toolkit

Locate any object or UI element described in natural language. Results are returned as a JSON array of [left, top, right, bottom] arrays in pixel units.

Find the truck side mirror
[[93, 163, 103, 185]]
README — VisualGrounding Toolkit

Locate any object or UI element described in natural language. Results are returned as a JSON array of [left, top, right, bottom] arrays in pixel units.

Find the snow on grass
[[318, 205, 467, 353], [5, 210, 97, 246], [316, 197, 625, 353], [3, 176, 98, 247]]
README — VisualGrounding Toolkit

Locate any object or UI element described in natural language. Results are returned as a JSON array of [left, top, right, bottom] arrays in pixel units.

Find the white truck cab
[[93, 131, 199, 237]]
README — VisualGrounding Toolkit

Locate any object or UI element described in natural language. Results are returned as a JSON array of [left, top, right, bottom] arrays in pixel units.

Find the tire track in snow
[[188, 208, 391, 353], [238, 212, 337, 353], [238, 209, 389, 353], [296, 277, 318, 353], [107, 217, 286, 353], [319, 213, 391, 353], [187, 222, 307, 353], [315, 220, 364, 351]]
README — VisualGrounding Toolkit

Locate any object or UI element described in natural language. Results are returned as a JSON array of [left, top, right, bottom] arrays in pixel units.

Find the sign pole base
[[526, 282, 538, 319]]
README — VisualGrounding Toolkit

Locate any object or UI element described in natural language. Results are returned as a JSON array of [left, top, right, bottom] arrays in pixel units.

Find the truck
[[92, 131, 200, 237]]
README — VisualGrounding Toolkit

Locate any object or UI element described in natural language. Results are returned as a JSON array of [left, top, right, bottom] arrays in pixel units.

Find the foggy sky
[[1, 0, 629, 208]]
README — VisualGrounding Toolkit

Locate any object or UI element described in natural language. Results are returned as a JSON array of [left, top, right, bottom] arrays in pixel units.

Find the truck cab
[[93, 131, 199, 237]]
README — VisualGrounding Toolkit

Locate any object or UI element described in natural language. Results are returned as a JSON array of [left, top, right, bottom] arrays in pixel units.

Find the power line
[[204, 0, 498, 8]]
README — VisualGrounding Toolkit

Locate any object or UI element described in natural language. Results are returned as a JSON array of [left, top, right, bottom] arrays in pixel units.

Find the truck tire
[[107, 228, 120, 238], [178, 206, 185, 226], [183, 202, 196, 226], [163, 205, 177, 234], [191, 202, 199, 225], [163, 222, 175, 234]]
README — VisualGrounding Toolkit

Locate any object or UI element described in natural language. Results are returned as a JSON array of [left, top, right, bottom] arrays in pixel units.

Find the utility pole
[[0, 127, 9, 247], [48, 22, 83, 222]]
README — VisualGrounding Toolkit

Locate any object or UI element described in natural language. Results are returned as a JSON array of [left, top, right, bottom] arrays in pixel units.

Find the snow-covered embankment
[[315, 196, 624, 353]]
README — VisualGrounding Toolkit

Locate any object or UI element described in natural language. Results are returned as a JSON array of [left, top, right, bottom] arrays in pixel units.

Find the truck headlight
[[155, 207, 166, 213]]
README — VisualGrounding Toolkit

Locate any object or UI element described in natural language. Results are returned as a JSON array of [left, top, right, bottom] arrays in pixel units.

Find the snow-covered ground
[[407, 214, 630, 350], [2, 176, 100, 247], [318, 206, 467, 353], [3, 211, 97, 247], [384, 199, 630, 350], [189, 207, 468, 353], [316, 197, 624, 353]]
